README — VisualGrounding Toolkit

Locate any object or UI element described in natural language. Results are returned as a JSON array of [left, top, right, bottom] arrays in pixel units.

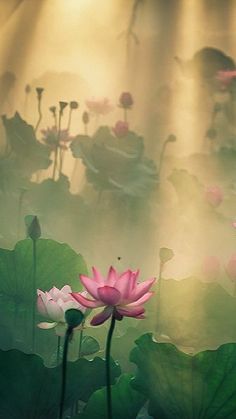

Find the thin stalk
[[32, 239, 37, 352], [124, 108, 127, 123], [35, 97, 42, 134], [84, 123, 88, 135], [59, 326, 73, 419], [105, 315, 116, 419], [17, 189, 26, 241], [157, 261, 164, 334], [158, 140, 168, 180], [67, 108, 72, 131], [78, 325, 84, 358], [57, 335, 61, 365], [53, 111, 62, 180]]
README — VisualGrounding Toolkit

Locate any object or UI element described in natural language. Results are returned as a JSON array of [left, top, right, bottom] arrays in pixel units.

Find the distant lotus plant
[[86, 97, 114, 116], [216, 70, 236, 87], [202, 255, 221, 282], [119, 91, 134, 122], [72, 266, 155, 419]]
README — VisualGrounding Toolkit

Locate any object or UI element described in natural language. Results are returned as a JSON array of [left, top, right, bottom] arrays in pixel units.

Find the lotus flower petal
[[90, 307, 113, 326], [71, 292, 103, 308], [126, 291, 153, 307], [132, 278, 156, 302], [115, 270, 136, 300], [92, 267, 104, 284], [46, 300, 64, 322], [97, 286, 121, 305], [37, 321, 57, 329], [80, 274, 99, 299], [37, 294, 48, 316], [107, 266, 117, 286], [116, 305, 145, 318]]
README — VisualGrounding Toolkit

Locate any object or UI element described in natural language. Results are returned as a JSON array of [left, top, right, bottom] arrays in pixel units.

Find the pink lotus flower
[[37, 285, 86, 335], [86, 98, 114, 115], [119, 92, 133, 109], [71, 267, 155, 326], [226, 254, 236, 282], [216, 70, 236, 86], [112, 121, 129, 138], [202, 256, 220, 281], [41, 126, 74, 150], [205, 186, 223, 207]]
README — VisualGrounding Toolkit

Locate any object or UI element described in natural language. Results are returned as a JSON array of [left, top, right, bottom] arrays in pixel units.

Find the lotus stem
[[124, 108, 127, 123], [59, 326, 73, 419], [32, 239, 37, 352], [67, 108, 72, 131], [157, 261, 164, 334], [35, 96, 43, 134], [17, 189, 26, 241], [53, 111, 62, 180], [78, 324, 84, 359], [57, 335, 61, 365], [105, 314, 116, 419]]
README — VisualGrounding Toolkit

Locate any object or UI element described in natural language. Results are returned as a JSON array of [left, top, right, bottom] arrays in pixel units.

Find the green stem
[[105, 315, 116, 419], [32, 239, 37, 352], [124, 108, 127, 123], [157, 261, 163, 334], [78, 325, 84, 358], [158, 140, 168, 180], [53, 112, 62, 180], [35, 97, 42, 134], [59, 326, 73, 419], [67, 108, 72, 131], [57, 335, 61, 365], [17, 189, 26, 241]]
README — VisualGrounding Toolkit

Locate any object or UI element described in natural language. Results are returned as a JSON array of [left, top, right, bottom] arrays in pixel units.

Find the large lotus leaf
[[79, 374, 146, 419], [154, 277, 236, 351], [0, 238, 87, 303], [131, 333, 236, 419], [0, 349, 121, 419], [71, 127, 147, 193], [2, 112, 51, 173]]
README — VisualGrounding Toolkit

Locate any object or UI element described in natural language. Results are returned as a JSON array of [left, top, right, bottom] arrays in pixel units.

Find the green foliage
[[80, 335, 100, 357], [159, 247, 174, 264], [0, 238, 87, 303], [79, 374, 146, 419], [2, 112, 51, 175], [71, 127, 158, 197], [0, 349, 121, 419], [131, 334, 236, 419]]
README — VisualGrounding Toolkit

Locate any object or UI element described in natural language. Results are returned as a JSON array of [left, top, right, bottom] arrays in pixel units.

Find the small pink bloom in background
[[226, 254, 236, 282], [41, 127, 74, 150], [112, 121, 129, 138], [216, 70, 236, 87], [202, 256, 220, 282], [119, 92, 133, 109], [85, 98, 114, 115], [71, 266, 155, 326], [232, 221, 236, 228], [205, 186, 223, 208], [37, 285, 86, 335]]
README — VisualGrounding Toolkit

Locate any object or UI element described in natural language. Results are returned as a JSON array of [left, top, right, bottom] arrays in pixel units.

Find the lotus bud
[[70, 101, 79, 110], [26, 215, 41, 241], [49, 106, 57, 116], [119, 92, 133, 108], [112, 120, 129, 138], [166, 134, 176, 143], [36, 87, 44, 100], [65, 309, 84, 330], [59, 101, 68, 114]]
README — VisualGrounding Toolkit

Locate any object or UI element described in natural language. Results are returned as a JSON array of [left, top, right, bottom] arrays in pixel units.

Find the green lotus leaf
[[0, 348, 121, 418], [80, 335, 100, 357], [131, 333, 236, 419], [0, 238, 87, 303], [79, 374, 146, 419]]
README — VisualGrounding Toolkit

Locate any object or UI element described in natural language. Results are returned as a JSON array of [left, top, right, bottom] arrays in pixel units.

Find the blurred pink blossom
[[119, 92, 134, 109], [71, 266, 155, 326], [202, 256, 220, 281], [205, 186, 223, 207], [41, 126, 74, 150], [85, 98, 114, 115], [112, 120, 129, 138], [216, 70, 236, 86]]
